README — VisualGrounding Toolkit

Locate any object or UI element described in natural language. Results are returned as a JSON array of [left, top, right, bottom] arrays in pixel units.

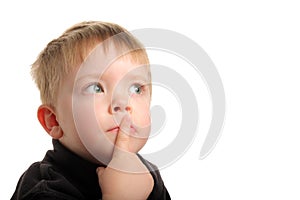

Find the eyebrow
[[75, 71, 151, 83], [75, 73, 102, 85], [123, 70, 151, 80], [124, 74, 151, 84]]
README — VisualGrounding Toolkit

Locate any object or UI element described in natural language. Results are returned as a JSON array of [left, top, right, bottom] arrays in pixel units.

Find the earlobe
[[37, 105, 63, 139]]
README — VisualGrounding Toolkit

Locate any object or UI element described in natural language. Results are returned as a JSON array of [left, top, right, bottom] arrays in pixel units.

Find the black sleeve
[[147, 168, 171, 200], [137, 155, 171, 200], [11, 163, 84, 200], [12, 156, 171, 200]]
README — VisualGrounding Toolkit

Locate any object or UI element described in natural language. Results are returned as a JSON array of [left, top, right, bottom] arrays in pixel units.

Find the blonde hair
[[31, 21, 149, 106]]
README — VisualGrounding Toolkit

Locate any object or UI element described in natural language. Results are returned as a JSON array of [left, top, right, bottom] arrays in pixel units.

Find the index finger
[[114, 115, 133, 152]]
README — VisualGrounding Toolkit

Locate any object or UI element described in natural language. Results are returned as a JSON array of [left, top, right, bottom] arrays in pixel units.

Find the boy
[[11, 21, 171, 200]]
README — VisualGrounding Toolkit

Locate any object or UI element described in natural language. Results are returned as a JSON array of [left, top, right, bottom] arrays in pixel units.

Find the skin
[[37, 53, 154, 199]]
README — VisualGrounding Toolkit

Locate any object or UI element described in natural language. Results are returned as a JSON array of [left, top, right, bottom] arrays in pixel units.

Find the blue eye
[[129, 84, 143, 95], [86, 83, 103, 94]]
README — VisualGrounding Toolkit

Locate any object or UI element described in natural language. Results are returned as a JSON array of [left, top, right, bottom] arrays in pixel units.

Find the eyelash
[[85, 82, 104, 94], [129, 83, 144, 95], [84, 82, 147, 95]]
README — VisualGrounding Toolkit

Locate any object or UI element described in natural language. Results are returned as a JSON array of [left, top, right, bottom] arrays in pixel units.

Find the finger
[[114, 115, 132, 151]]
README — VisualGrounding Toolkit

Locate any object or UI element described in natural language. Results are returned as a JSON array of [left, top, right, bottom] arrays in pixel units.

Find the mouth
[[107, 126, 119, 133], [106, 125, 136, 134]]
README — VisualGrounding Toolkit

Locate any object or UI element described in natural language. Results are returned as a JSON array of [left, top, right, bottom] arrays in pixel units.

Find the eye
[[129, 83, 143, 95], [85, 83, 104, 94]]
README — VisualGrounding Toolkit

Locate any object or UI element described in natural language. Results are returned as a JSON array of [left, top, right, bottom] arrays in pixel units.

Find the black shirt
[[11, 140, 171, 200]]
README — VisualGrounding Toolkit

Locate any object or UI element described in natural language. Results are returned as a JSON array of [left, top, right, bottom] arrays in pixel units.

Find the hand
[[97, 115, 154, 200]]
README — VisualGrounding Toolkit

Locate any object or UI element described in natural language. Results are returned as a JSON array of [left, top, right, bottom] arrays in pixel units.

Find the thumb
[[114, 115, 132, 151]]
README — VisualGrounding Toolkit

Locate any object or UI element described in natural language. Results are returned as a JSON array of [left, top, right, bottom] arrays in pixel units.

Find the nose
[[110, 99, 132, 114]]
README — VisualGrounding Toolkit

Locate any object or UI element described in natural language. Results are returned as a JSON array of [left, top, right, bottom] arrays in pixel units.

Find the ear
[[37, 105, 63, 139]]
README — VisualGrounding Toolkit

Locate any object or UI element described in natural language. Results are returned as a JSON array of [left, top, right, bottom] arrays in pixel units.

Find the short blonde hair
[[31, 21, 149, 106]]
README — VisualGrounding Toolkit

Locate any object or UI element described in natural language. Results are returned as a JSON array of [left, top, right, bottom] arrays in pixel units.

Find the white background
[[1, 0, 300, 199]]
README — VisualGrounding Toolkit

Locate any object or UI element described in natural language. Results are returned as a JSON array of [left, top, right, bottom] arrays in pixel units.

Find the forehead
[[76, 43, 150, 81]]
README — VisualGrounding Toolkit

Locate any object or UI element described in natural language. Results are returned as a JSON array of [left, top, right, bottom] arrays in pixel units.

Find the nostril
[[111, 104, 131, 113], [125, 106, 131, 112], [113, 106, 121, 112]]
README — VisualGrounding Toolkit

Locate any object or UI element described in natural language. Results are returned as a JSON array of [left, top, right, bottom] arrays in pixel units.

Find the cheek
[[72, 97, 115, 164], [130, 97, 151, 127], [56, 98, 77, 134], [73, 98, 98, 130], [94, 102, 111, 129], [133, 111, 150, 128]]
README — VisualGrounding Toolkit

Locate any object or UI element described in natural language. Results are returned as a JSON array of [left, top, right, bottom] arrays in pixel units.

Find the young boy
[[11, 21, 171, 200]]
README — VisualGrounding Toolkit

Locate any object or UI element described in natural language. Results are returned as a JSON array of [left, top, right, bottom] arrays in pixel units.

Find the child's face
[[55, 49, 151, 164]]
